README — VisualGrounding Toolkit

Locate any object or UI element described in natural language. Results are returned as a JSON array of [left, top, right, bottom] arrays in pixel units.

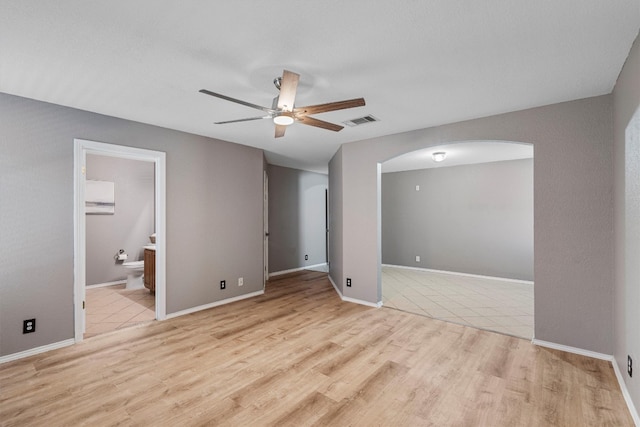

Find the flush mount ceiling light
[[432, 151, 447, 162], [273, 113, 294, 126]]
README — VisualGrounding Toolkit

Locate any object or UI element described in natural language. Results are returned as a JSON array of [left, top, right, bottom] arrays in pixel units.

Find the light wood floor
[[0, 271, 633, 426]]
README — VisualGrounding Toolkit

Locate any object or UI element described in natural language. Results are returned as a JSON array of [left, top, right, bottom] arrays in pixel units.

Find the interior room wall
[[86, 154, 155, 285], [0, 92, 264, 357], [330, 94, 613, 354], [328, 147, 344, 294], [382, 158, 534, 281], [613, 32, 640, 413], [267, 165, 328, 274]]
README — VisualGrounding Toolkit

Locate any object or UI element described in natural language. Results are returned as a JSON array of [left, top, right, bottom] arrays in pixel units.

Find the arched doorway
[[379, 141, 534, 338]]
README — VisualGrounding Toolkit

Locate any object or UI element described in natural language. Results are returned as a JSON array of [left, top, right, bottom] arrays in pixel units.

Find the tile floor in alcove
[[85, 284, 155, 338], [382, 266, 534, 339]]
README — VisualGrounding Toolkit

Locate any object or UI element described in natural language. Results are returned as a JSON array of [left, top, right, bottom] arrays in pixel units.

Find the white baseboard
[[306, 262, 328, 270], [611, 355, 640, 426], [270, 267, 304, 277], [342, 296, 383, 308], [2, 290, 262, 363], [86, 280, 126, 289], [165, 290, 264, 320], [382, 264, 534, 285], [328, 275, 382, 308], [532, 338, 639, 425], [0, 339, 75, 364], [532, 338, 612, 361], [269, 263, 328, 278], [328, 274, 340, 294]]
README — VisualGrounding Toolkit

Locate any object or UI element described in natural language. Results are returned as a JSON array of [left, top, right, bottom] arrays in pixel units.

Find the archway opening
[[379, 140, 534, 338]]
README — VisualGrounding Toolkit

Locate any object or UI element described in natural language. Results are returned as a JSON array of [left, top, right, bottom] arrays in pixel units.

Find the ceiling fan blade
[[297, 116, 344, 132], [199, 89, 274, 114], [214, 116, 271, 125], [277, 70, 300, 112], [275, 124, 287, 138], [294, 97, 365, 115]]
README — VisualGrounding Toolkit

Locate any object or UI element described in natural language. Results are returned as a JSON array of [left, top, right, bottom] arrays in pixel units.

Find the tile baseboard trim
[[382, 264, 534, 285], [0, 339, 75, 365], [532, 338, 639, 425], [269, 263, 328, 278], [328, 275, 382, 308], [165, 290, 264, 320], [86, 280, 126, 289]]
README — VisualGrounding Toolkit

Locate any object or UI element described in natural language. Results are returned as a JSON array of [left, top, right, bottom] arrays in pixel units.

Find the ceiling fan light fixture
[[273, 113, 294, 126], [200, 69, 365, 138], [432, 151, 447, 162]]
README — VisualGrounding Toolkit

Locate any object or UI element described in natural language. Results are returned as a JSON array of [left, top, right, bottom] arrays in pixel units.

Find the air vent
[[343, 115, 379, 127]]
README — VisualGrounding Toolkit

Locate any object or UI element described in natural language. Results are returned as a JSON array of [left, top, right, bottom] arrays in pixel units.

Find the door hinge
[[81, 166, 86, 176], [83, 300, 85, 309]]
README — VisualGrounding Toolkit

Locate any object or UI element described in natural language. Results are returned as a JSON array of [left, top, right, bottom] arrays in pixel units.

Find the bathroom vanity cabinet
[[144, 248, 156, 293]]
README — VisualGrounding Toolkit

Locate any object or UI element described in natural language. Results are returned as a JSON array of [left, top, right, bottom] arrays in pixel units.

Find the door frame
[[73, 139, 167, 342], [325, 188, 329, 265], [263, 170, 269, 286]]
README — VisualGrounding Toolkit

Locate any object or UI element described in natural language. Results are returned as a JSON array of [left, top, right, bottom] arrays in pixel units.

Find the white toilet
[[122, 260, 144, 290]]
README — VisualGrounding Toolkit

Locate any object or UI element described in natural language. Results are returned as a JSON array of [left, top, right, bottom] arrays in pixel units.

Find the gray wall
[[614, 32, 640, 412], [330, 95, 613, 354], [267, 164, 328, 273], [382, 158, 534, 281], [0, 92, 264, 357], [86, 155, 155, 285], [328, 147, 344, 294]]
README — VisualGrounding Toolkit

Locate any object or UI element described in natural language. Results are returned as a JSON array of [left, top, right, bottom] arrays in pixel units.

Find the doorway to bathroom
[[73, 139, 166, 342]]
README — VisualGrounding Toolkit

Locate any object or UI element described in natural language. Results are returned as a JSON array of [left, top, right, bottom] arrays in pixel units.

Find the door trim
[[263, 170, 269, 286], [73, 139, 167, 342]]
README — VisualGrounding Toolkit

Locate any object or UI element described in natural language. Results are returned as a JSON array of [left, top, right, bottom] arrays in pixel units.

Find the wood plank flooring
[[0, 271, 633, 426]]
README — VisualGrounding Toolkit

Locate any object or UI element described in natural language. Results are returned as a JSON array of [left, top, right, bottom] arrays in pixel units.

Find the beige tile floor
[[382, 266, 534, 339], [85, 284, 155, 338]]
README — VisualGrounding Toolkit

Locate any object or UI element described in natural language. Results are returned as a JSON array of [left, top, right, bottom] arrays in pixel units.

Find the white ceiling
[[382, 141, 533, 173], [1, 2, 638, 173]]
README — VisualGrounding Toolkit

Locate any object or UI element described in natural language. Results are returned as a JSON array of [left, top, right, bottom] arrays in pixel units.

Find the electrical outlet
[[415, 255, 421, 262], [238, 277, 243, 287], [628, 355, 633, 377], [220, 280, 226, 290], [23, 319, 36, 334], [305, 254, 308, 261], [346, 278, 352, 287]]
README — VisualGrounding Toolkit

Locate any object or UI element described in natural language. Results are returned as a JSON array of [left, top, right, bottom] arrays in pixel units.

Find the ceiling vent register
[[343, 115, 379, 127]]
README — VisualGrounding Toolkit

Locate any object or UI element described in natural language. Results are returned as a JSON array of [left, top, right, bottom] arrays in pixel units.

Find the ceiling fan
[[199, 70, 365, 138]]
